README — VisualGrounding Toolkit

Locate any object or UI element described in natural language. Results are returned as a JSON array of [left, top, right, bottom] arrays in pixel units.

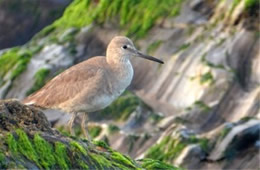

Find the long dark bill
[[136, 51, 164, 64], [128, 48, 164, 64]]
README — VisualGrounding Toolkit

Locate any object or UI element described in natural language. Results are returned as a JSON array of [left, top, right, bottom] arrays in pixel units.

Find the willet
[[23, 36, 164, 139]]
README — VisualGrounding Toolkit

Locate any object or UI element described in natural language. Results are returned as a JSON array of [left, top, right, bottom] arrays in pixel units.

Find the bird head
[[106, 36, 164, 64]]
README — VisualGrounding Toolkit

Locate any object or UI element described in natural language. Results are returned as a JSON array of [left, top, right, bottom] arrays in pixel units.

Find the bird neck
[[108, 58, 134, 85]]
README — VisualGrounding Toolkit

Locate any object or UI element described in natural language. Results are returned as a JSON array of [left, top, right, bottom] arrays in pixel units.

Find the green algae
[[145, 135, 209, 163], [93, 140, 111, 150], [100, 91, 141, 121], [15, 130, 41, 168], [200, 71, 215, 85], [33, 134, 56, 169], [220, 126, 232, 139], [6, 131, 70, 169], [177, 43, 191, 52], [54, 142, 70, 170], [140, 158, 180, 170], [3, 129, 178, 169], [147, 40, 162, 54], [111, 151, 136, 169], [0, 152, 6, 168], [89, 125, 102, 138], [26, 68, 50, 96], [108, 124, 120, 134], [0, 48, 31, 80], [6, 133, 18, 154], [193, 100, 211, 112], [51, 0, 183, 38], [70, 141, 87, 156], [89, 152, 112, 169]]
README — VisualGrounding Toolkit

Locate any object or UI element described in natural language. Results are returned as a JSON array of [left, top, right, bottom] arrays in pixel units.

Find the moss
[[6, 131, 71, 169], [245, 0, 258, 8], [108, 124, 120, 134], [37, 25, 56, 37], [200, 71, 215, 85], [70, 141, 87, 156], [89, 152, 112, 169], [6, 133, 18, 154], [220, 126, 232, 139], [78, 160, 89, 169], [239, 116, 257, 123], [147, 40, 162, 54], [93, 140, 110, 150], [15, 129, 40, 167], [10, 51, 32, 81], [0, 48, 29, 79], [146, 135, 209, 163], [99, 91, 140, 121], [88, 125, 102, 138], [26, 68, 50, 96], [193, 100, 211, 112], [54, 142, 70, 169], [140, 158, 179, 170], [145, 136, 186, 162], [33, 134, 56, 169], [177, 43, 191, 52], [0, 152, 6, 168], [111, 152, 136, 169], [188, 136, 209, 153], [51, 0, 184, 38]]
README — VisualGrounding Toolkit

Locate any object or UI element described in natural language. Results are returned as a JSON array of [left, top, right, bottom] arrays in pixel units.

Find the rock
[[175, 144, 205, 169], [0, 0, 71, 49], [0, 100, 178, 169], [208, 119, 260, 161]]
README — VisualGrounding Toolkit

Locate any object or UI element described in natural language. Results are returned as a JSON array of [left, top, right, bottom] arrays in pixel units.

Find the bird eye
[[122, 45, 127, 49]]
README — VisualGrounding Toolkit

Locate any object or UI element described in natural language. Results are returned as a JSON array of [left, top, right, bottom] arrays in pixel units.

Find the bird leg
[[81, 113, 91, 140], [68, 113, 77, 136]]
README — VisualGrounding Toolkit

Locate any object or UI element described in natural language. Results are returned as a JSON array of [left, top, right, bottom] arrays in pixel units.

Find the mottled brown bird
[[23, 36, 164, 139]]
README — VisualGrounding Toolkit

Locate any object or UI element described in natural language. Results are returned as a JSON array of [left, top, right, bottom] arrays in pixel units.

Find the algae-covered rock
[[0, 100, 178, 169]]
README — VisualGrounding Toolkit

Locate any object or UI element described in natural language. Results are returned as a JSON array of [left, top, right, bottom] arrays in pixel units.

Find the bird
[[23, 36, 164, 139]]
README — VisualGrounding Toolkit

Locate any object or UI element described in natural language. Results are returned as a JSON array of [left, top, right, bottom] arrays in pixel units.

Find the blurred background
[[0, 0, 259, 169]]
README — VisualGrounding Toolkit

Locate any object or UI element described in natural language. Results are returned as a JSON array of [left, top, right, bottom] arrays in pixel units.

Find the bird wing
[[23, 62, 104, 109]]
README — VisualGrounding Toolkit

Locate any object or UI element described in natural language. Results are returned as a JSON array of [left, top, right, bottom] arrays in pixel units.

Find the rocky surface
[[0, 0, 71, 50], [0, 100, 177, 169], [0, 0, 259, 169]]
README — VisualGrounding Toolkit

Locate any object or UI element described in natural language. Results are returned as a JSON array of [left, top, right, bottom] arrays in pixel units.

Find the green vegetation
[[100, 91, 141, 121], [33, 134, 56, 168], [145, 135, 209, 163], [147, 40, 162, 54], [26, 68, 50, 96], [140, 158, 181, 170], [88, 125, 102, 138], [108, 124, 120, 134], [200, 71, 215, 85], [245, 0, 259, 9], [0, 48, 32, 83], [0, 152, 6, 168], [177, 43, 191, 52], [46, 0, 183, 38], [4, 129, 174, 169], [111, 152, 136, 169], [145, 136, 186, 162], [70, 141, 87, 156], [220, 126, 232, 139], [54, 142, 70, 169], [193, 100, 211, 112], [239, 116, 257, 123]]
